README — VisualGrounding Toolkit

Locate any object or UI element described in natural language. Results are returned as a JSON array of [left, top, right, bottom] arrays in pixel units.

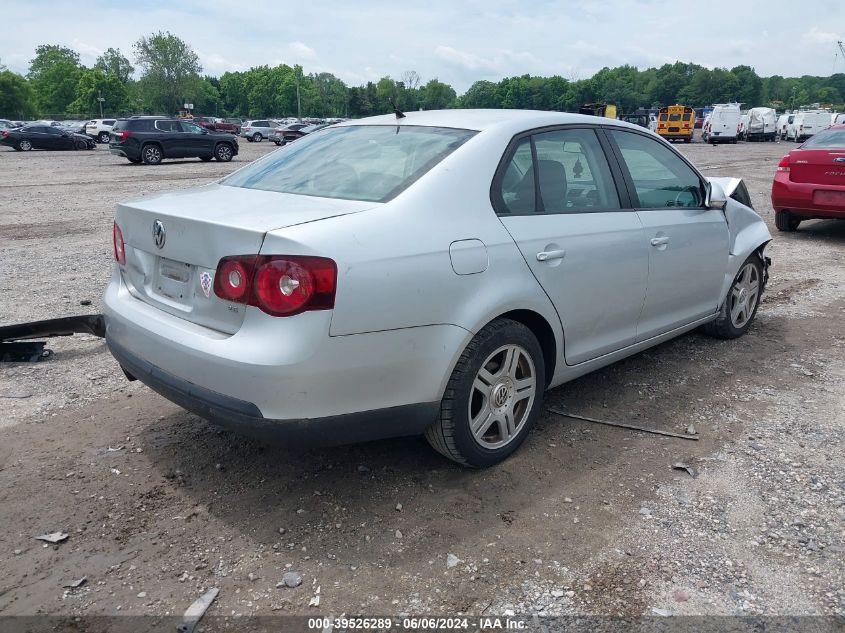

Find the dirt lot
[[0, 135, 843, 625]]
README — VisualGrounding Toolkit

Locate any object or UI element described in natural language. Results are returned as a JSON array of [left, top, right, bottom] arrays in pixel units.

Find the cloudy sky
[[2, 0, 843, 92]]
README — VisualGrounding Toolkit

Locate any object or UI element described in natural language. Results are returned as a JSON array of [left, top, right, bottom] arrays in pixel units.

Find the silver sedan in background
[[104, 110, 771, 467]]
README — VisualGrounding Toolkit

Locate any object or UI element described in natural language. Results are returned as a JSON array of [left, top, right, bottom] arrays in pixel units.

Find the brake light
[[113, 222, 126, 265], [0, 131, 8, 137], [118, 130, 130, 141], [213, 255, 337, 317], [777, 155, 790, 172]]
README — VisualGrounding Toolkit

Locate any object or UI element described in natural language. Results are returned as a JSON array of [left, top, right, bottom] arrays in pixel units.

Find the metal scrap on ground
[[34, 532, 69, 543], [547, 408, 700, 441]]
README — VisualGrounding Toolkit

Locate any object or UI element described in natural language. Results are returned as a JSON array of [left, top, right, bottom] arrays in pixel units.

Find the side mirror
[[706, 181, 728, 210]]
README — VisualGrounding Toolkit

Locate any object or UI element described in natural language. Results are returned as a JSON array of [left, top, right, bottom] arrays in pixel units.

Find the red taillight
[[777, 155, 790, 172], [213, 255, 337, 317], [113, 222, 126, 264], [118, 130, 130, 141], [0, 131, 8, 137]]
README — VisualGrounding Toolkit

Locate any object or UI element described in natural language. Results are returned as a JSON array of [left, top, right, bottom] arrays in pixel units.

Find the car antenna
[[390, 99, 406, 119]]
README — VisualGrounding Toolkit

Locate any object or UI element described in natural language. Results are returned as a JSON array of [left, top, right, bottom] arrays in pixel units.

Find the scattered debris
[[652, 608, 673, 616], [176, 587, 219, 633], [110, 468, 121, 475], [686, 425, 697, 435], [0, 393, 32, 399], [80, 300, 92, 306], [673, 589, 691, 602], [446, 553, 460, 569], [357, 464, 370, 473], [672, 462, 696, 477], [107, 446, 125, 452], [0, 314, 105, 363], [309, 585, 321, 607], [137, 591, 147, 598], [395, 530, 403, 539], [395, 503, 403, 511], [279, 572, 302, 588], [63, 577, 87, 589], [35, 532, 68, 544], [548, 408, 699, 440]]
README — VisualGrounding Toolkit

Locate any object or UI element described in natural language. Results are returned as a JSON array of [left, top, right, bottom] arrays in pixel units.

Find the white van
[[705, 103, 741, 144], [790, 111, 831, 142], [776, 114, 790, 139], [746, 107, 777, 141], [737, 113, 751, 140]]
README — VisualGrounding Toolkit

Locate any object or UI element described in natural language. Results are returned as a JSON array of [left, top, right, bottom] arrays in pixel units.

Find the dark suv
[[109, 117, 239, 165]]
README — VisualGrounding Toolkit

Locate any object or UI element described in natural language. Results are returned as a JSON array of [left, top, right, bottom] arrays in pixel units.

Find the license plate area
[[154, 257, 195, 304], [813, 190, 845, 205]]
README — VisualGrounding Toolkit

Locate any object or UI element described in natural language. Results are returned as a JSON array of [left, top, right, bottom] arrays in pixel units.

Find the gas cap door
[[449, 239, 488, 275]]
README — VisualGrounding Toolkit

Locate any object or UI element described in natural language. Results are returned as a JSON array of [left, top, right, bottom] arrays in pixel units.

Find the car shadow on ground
[[132, 327, 762, 573]]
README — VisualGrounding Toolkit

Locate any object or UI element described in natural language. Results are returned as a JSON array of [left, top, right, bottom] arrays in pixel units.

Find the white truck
[[703, 103, 741, 144], [789, 111, 831, 142], [745, 107, 777, 141]]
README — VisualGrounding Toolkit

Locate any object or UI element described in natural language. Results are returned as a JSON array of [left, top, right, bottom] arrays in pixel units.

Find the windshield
[[803, 128, 845, 148], [222, 124, 477, 202]]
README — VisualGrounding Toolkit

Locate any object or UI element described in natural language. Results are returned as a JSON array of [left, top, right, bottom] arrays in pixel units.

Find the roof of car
[[335, 108, 641, 134]]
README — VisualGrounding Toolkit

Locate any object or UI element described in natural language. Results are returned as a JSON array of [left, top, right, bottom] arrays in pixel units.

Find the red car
[[771, 124, 845, 231]]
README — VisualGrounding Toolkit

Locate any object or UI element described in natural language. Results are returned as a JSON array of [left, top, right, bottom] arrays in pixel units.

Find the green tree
[[420, 79, 456, 109], [69, 68, 128, 116], [0, 70, 36, 119], [133, 31, 202, 114], [95, 48, 134, 83], [27, 44, 83, 116]]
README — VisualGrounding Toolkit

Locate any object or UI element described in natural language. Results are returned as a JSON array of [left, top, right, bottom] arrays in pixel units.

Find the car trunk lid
[[115, 183, 373, 334], [789, 149, 845, 186]]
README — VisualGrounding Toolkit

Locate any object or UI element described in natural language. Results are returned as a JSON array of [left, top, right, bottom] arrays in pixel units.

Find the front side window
[[610, 130, 704, 209], [223, 125, 476, 203], [155, 120, 179, 132], [181, 122, 205, 134]]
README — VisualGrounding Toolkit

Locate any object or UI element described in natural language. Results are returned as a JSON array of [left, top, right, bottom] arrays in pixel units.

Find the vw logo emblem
[[152, 220, 166, 249], [835, 157, 845, 163]]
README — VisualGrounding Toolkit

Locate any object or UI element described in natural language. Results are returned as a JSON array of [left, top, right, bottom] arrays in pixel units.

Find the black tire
[[775, 210, 801, 232], [18, 139, 32, 151], [214, 142, 234, 162], [74, 138, 87, 150], [252, 132, 262, 142], [425, 318, 546, 468], [98, 132, 110, 144], [703, 254, 763, 340], [141, 143, 163, 165]]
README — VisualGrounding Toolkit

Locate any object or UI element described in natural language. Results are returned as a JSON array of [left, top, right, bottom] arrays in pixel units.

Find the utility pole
[[97, 92, 105, 118], [296, 68, 302, 122]]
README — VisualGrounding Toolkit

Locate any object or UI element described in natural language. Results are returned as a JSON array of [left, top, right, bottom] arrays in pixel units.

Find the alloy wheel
[[468, 344, 536, 450], [729, 263, 760, 329]]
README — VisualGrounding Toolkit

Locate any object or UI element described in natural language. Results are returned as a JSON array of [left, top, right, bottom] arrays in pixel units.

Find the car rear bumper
[[108, 337, 439, 445], [771, 174, 845, 219], [103, 269, 467, 443]]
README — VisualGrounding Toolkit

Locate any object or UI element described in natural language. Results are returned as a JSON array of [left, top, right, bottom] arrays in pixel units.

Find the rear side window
[[104, 120, 115, 126], [155, 120, 180, 132], [610, 130, 704, 209], [498, 138, 535, 214], [223, 125, 476, 203], [113, 120, 126, 131], [533, 128, 620, 212]]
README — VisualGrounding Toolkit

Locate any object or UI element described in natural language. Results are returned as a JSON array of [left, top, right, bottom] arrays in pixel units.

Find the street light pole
[[97, 92, 105, 118]]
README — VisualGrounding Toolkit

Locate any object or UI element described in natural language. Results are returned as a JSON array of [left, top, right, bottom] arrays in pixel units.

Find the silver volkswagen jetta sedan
[[104, 109, 771, 467]]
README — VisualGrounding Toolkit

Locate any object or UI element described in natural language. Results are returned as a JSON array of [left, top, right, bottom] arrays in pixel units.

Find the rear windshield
[[222, 125, 477, 202], [803, 128, 845, 148]]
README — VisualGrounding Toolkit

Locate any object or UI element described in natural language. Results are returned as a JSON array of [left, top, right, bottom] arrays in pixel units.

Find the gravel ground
[[0, 135, 843, 622]]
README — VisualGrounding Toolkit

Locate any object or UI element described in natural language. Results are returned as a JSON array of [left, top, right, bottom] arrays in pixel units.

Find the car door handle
[[536, 249, 566, 262], [650, 237, 670, 246]]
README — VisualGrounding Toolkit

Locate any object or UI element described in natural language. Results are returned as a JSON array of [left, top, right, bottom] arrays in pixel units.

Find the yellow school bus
[[657, 105, 694, 143]]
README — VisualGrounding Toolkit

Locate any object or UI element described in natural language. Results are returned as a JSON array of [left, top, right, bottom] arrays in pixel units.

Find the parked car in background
[[276, 123, 331, 145], [703, 103, 741, 144], [61, 120, 87, 134], [109, 116, 238, 164], [0, 119, 21, 131], [86, 119, 117, 143], [1, 125, 96, 151], [104, 109, 771, 467], [192, 116, 217, 131], [776, 114, 791, 140], [271, 122, 310, 145], [214, 118, 242, 134], [240, 120, 279, 142], [834, 113, 845, 125], [789, 112, 832, 142], [771, 124, 845, 231]]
